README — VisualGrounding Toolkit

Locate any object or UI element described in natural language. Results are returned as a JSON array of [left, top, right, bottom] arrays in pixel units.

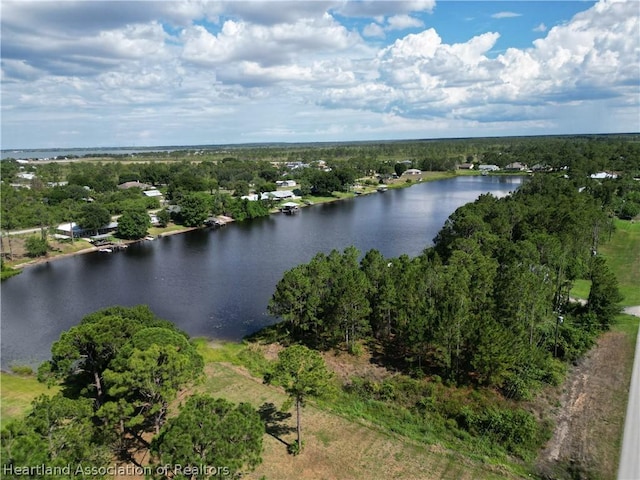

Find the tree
[[177, 192, 209, 227], [116, 207, 150, 239], [25, 235, 49, 257], [79, 203, 110, 235], [267, 345, 332, 453], [151, 395, 263, 479], [394, 162, 408, 176], [1, 394, 111, 476], [157, 208, 171, 227], [38, 306, 179, 406], [101, 327, 204, 435], [324, 247, 371, 351], [587, 256, 623, 329]]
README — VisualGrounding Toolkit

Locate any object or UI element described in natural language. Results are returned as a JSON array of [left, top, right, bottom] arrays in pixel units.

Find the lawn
[[0, 373, 59, 428], [570, 220, 639, 306], [599, 219, 640, 306]]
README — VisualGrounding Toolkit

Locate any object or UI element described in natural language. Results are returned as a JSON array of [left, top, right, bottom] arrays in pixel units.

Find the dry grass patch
[[199, 362, 524, 480]]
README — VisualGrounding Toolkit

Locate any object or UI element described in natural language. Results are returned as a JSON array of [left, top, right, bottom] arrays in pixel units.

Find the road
[[618, 306, 640, 480]]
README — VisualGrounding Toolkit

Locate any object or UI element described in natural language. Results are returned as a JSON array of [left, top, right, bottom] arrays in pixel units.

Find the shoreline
[[4, 171, 477, 271]]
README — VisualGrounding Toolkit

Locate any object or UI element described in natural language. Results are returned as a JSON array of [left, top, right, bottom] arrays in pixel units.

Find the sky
[[1, 0, 639, 149]]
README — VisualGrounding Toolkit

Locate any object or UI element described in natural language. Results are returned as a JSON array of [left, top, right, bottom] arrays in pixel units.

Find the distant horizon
[[3, 132, 640, 157], [2, 1, 638, 150]]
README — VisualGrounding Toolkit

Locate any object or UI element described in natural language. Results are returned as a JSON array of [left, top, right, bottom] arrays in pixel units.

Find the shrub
[[25, 236, 48, 257]]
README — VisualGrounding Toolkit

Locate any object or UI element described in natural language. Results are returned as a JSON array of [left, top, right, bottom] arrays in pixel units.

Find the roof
[[118, 181, 153, 190], [143, 189, 163, 197]]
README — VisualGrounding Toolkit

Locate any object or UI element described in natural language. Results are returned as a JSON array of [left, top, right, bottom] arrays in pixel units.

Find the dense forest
[[270, 175, 622, 395], [1, 135, 639, 477]]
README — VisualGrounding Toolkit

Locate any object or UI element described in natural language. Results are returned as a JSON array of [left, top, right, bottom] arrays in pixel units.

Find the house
[[118, 181, 153, 190], [16, 172, 36, 181], [143, 189, 163, 198], [458, 163, 474, 170], [403, 168, 422, 175], [56, 222, 84, 239], [276, 180, 297, 188], [504, 162, 527, 171], [266, 190, 297, 200], [590, 172, 618, 180], [241, 190, 299, 201], [479, 164, 500, 171]]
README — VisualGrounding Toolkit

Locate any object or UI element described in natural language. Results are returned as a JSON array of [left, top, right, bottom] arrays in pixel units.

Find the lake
[[1, 176, 523, 369]]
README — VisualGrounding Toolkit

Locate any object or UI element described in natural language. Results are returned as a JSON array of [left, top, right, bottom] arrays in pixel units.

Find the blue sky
[[1, 0, 638, 149]]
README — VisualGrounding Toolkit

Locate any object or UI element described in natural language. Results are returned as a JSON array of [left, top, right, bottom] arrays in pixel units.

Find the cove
[[1, 175, 523, 369]]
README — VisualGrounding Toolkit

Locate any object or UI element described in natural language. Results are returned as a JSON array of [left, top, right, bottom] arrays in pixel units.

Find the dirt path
[[537, 327, 636, 479]]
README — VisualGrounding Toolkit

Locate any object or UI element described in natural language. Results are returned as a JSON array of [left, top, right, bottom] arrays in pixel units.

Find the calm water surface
[[1, 176, 523, 368]]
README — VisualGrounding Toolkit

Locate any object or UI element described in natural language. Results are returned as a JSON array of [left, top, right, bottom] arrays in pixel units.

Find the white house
[[241, 190, 298, 201], [276, 180, 297, 188], [143, 189, 163, 198], [403, 169, 422, 175], [590, 172, 618, 180], [479, 164, 500, 171]]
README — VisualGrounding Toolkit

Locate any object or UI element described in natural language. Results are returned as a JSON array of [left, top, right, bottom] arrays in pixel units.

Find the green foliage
[[9, 364, 34, 376], [100, 327, 204, 434], [587, 256, 623, 328], [151, 395, 263, 478], [36, 305, 203, 459], [1, 260, 20, 280], [24, 236, 48, 257], [177, 192, 210, 226], [1, 394, 111, 477], [287, 439, 303, 456], [157, 208, 171, 227], [79, 202, 111, 233], [394, 162, 408, 176], [116, 207, 150, 239], [267, 345, 333, 451]]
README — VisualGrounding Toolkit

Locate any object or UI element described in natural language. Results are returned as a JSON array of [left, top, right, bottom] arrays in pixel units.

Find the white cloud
[[492, 11, 522, 19], [386, 14, 425, 30], [336, 0, 435, 18], [363, 22, 386, 38], [533, 23, 547, 33], [1, 0, 638, 148]]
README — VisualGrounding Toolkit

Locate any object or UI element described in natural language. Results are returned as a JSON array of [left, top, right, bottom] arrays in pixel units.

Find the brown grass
[[198, 362, 523, 480]]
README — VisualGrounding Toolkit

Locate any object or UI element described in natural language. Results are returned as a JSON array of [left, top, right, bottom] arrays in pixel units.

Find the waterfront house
[[504, 162, 527, 171]]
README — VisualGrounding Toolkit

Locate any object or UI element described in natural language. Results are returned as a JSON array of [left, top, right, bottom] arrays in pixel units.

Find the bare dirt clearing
[[536, 329, 636, 479]]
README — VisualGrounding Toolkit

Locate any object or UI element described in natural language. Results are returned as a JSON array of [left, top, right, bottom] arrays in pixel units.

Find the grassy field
[[194, 348, 525, 480], [570, 219, 640, 306], [558, 219, 639, 479], [0, 373, 59, 428], [599, 220, 640, 306]]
